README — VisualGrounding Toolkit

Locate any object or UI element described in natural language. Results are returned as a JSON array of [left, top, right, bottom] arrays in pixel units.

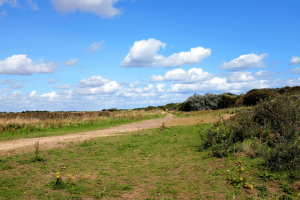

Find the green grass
[[0, 123, 297, 199], [174, 107, 245, 118], [0, 113, 166, 141]]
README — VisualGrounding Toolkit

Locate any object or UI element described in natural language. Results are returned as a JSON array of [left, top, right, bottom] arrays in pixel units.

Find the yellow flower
[[240, 178, 243, 181], [241, 168, 244, 170], [246, 171, 249, 174]]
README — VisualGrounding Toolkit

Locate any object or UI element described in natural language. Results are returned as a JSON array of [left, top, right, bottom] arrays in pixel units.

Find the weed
[[256, 185, 269, 198]]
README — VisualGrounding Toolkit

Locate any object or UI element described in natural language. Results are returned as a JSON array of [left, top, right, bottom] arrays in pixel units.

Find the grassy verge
[[173, 107, 245, 118], [0, 123, 295, 200], [0, 113, 166, 141]]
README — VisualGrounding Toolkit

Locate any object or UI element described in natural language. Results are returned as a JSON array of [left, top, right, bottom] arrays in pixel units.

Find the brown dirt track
[[0, 113, 235, 156]]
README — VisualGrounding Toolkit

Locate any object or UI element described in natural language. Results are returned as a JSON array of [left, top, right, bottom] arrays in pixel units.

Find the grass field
[[0, 110, 166, 141], [0, 121, 296, 200]]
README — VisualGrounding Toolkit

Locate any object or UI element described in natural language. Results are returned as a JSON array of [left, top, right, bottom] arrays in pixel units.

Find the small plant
[[34, 140, 40, 156], [258, 171, 275, 182], [174, 134, 177, 142], [67, 174, 75, 186], [280, 183, 296, 195], [244, 182, 254, 190], [236, 161, 244, 179], [256, 185, 269, 198], [230, 177, 246, 189]]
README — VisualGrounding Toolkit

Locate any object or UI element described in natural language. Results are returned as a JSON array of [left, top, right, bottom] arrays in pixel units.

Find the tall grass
[[0, 110, 165, 140]]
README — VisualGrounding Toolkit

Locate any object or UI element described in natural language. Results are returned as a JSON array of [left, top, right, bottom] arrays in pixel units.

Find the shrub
[[217, 94, 239, 109], [145, 106, 154, 111], [242, 89, 275, 107], [179, 93, 222, 111], [108, 108, 118, 112]]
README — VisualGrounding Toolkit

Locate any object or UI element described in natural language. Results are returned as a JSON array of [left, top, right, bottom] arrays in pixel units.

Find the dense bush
[[199, 93, 300, 170], [217, 94, 239, 109], [179, 93, 222, 111], [242, 89, 275, 107]]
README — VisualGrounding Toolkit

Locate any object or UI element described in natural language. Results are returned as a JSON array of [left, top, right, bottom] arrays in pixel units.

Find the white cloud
[[28, 91, 38, 98], [0, 55, 59, 75], [75, 81, 121, 94], [168, 77, 270, 94], [10, 91, 22, 98], [50, 0, 121, 18], [87, 42, 104, 52], [156, 83, 166, 92], [129, 81, 140, 88], [64, 58, 77, 66], [78, 75, 110, 88], [41, 92, 60, 101], [10, 83, 22, 89], [290, 67, 300, 73], [290, 56, 300, 65], [121, 38, 211, 68], [53, 84, 71, 89], [150, 68, 212, 83], [255, 70, 269, 76], [219, 53, 268, 71], [46, 78, 61, 84], [287, 77, 300, 86], [1, 79, 16, 84], [226, 71, 255, 83], [27, 0, 38, 10]]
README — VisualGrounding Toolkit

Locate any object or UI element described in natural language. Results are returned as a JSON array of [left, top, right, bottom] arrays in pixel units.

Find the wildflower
[[246, 171, 249, 174], [240, 178, 243, 181], [241, 168, 244, 170]]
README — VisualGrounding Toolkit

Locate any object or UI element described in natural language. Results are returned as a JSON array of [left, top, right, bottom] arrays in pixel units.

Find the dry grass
[[0, 110, 165, 134]]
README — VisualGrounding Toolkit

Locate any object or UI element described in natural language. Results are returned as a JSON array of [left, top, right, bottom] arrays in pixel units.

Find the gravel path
[[0, 113, 235, 156]]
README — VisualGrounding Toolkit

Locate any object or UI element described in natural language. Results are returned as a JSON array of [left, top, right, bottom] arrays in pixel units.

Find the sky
[[0, 0, 300, 112]]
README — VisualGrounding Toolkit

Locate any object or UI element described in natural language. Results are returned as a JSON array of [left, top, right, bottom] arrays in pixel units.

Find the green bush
[[179, 93, 222, 111], [242, 89, 275, 107], [217, 94, 239, 109], [200, 93, 300, 171]]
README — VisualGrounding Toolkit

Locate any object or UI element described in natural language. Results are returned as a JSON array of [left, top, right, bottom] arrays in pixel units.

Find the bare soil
[[0, 113, 235, 156]]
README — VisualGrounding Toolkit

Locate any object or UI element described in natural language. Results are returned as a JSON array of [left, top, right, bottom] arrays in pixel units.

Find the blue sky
[[0, 0, 300, 112]]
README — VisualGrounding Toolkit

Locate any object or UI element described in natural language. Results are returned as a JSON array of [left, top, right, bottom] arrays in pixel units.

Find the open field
[[0, 123, 296, 200], [0, 110, 166, 141], [1, 105, 299, 200]]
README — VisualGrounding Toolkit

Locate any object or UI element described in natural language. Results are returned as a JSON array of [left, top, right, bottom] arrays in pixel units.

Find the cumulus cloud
[[50, 0, 121, 18], [53, 84, 71, 89], [78, 75, 110, 88], [290, 56, 300, 65], [46, 78, 61, 84], [28, 90, 60, 101], [226, 71, 255, 83], [129, 81, 140, 88], [41, 92, 60, 101], [0, 55, 59, 75], [26, 0, 38, 10], [121, 38, 211, 68], [64, 58, 77, 66], [75, 81, 121, 95], [156, 83, 166, 92], [87, 42, 104, 52], [150, 68, 212, 83], [218, 53, 268, 71]]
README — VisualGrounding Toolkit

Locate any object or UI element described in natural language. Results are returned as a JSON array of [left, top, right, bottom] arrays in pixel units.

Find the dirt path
[[0, 113, 235, 156]]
